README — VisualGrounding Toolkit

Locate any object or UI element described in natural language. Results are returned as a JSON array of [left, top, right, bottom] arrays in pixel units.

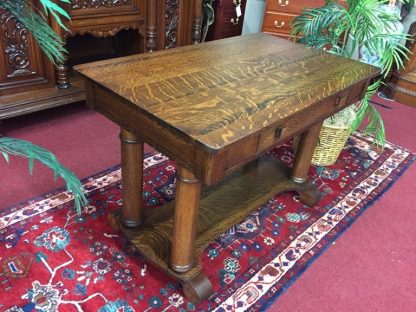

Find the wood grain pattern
[[110, 156, 319, 279], [291, 121, 323, 183], [120, 128, 144, 227], [170, 166, 201, 273], [79, 33, 379, 302], [76, 34, 377, 149], [76, 34, 378, 185]]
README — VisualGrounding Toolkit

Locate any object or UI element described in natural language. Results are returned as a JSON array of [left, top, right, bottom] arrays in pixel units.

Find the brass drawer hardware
[[274, 20, 285, 28]]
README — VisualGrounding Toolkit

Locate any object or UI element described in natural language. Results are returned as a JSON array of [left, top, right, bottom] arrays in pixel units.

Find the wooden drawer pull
[[278, 0, 289, 6], [231, 17, 239, 25], [275, 127, 283, 139], [274, 20, 285, 28], [335, 95, 347, 107]]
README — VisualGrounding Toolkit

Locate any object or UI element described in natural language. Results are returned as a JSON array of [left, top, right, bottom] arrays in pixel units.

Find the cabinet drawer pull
[[278, 0, 289, 6], [274, 20, 285, 28], [231, 17, 239, 25]]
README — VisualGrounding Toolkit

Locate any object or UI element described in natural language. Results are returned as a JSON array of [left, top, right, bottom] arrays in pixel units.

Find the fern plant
[[0, 1, 87, 213], [291, 0, 411, 147]]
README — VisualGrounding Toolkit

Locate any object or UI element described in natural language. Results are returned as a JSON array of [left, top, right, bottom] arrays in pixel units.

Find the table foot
[[183, 272, 215, 304], [296, 183, 320, 207], [110, 156, 322, 302], [108, 213, 121, 231]]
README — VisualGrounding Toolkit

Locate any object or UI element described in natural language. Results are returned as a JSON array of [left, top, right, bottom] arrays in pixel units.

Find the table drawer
[[256, 82, 369, 154], [222, 78, 369, 173], [267, 0, 325, 15], [262, 12, 296, 35]]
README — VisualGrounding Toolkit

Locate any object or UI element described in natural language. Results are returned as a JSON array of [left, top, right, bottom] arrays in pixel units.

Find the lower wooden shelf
[[110, 155, 319, 302], [0, 77, 85, 119]]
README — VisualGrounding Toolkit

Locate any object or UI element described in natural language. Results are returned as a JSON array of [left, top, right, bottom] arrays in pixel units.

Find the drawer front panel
[[222, 78, 369, 174], [267, 0, 325, 15], [262, 12, 296, 35], [256, 83, 368, 154]]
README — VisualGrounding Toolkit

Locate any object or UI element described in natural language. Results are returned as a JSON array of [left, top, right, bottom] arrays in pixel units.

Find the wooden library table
[[75, 33, 379, 303]]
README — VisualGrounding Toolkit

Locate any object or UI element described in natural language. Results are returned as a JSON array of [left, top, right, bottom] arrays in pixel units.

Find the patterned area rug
[[0, 134, 414, 312]]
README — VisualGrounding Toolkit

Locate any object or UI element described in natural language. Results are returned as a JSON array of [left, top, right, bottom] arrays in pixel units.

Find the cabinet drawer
[[262, 12, 296, 35], [267, 0, 325, 15]]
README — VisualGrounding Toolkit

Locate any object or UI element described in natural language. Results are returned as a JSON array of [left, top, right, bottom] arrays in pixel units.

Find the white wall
[[242, 0, 266, 34]]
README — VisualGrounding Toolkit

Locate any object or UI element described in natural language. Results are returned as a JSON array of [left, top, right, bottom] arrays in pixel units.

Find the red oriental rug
[[0, 134, 414, 312]]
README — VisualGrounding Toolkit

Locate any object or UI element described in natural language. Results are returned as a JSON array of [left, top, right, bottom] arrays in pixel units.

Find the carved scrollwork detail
[[0, 8, 32, 77], [71, 0, 132, 10], [65, 25, 140, 38], [165, 0, 179, 49]]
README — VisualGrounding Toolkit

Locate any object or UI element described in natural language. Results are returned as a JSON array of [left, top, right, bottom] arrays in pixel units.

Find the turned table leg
[[170, 166, 201, 273], [291, 122, 323, 206], [120, 128, 143, 228]]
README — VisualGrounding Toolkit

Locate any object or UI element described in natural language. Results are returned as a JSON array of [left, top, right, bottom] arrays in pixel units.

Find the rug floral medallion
[[0, 134, 414, 312]]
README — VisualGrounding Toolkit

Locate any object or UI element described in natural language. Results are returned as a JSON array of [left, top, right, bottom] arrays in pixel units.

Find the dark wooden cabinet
[[384, 21, 416, 108], [206, 0, 247, 41], [261, 0, 326, 39], [0, 0, 203, 119]]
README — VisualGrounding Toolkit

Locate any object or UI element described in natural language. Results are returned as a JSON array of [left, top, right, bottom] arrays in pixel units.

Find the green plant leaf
[[28, 157, 35, 175], [290, 0, 413, 148], [0, 137, 88, 214], [2, 152, 9, 163]]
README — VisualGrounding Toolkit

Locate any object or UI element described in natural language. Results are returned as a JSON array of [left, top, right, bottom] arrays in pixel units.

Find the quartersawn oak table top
[[75, 33, 379, 152]]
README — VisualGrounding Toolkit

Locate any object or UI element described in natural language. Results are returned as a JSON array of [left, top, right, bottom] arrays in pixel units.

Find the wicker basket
[[294, 122, 353, 166]]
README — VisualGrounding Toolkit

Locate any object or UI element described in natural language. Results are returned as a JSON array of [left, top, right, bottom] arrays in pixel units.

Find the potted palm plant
[[0, 0, 87, 213], [291, 0, 411, 165]]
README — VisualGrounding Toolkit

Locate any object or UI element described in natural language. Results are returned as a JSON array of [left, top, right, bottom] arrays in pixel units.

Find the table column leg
[[170, 166, 201, 273], [290, 122, 323, 206], [120, 128, 143, 228]]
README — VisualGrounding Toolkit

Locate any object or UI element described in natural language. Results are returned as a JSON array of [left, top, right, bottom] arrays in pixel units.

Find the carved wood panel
[[0, 0, 200, 116], [0, 8, 32, 78], [165, 0, 180, 49], [0, 6, 53, 96], [157, 0, 201, 51], [71, 0, 132, 10]]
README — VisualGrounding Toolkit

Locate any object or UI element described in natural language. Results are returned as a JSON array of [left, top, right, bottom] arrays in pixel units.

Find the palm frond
[[0, 137, 88, 214], [363, 32, 412, 76], [291, 0, 413, 148], [351, 80, 385, 147], [0, 0, 69, 64], [39, 0, 71, 31], [291, 3, 348, 44]]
